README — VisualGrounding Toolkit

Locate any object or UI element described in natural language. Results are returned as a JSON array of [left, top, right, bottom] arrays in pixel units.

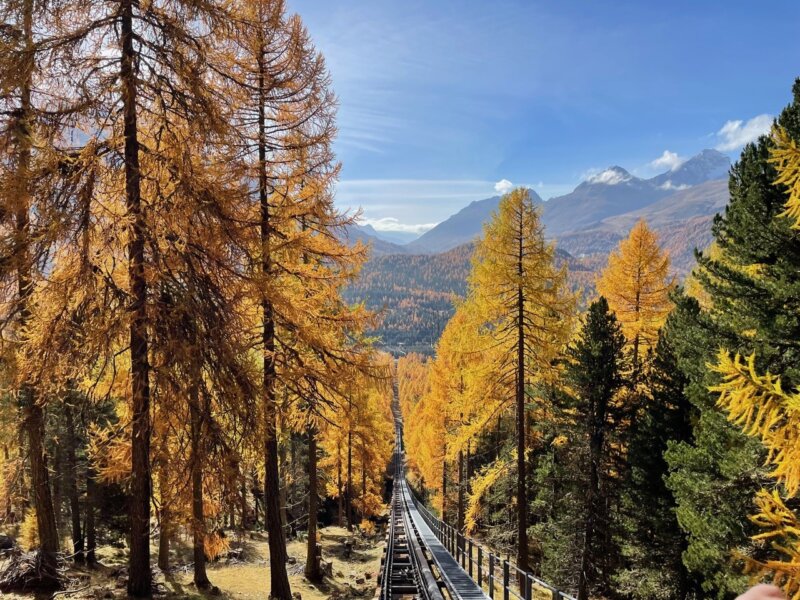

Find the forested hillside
[[346, 245, 600, 352]]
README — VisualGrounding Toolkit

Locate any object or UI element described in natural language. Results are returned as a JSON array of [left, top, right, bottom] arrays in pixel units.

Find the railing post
[[477, 546, 483, 587], [468, 539, 473, 577], [525, 574, 532, 600], [502, 560, 510, 600], [488, 554, 495, 599]]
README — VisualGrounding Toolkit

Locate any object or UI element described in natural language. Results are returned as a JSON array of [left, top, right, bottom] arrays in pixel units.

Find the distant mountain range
[[343, 148, 733, 351], [345, 148, 730, 263]]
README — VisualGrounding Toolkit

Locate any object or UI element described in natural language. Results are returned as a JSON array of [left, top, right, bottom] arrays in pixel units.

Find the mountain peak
[[650, 149, 729, 189], [586, 166, 634, 186]]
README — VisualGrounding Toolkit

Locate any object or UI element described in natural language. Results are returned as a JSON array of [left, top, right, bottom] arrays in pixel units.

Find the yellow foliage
[[20, 509, 39, 551], [465, 455, 511, 534], [771, 126, 800, 229], [204, 530, 230, 561], [712, 351, 800, 496], [596, 219, 674, 363], [713, 350, 800, 595]]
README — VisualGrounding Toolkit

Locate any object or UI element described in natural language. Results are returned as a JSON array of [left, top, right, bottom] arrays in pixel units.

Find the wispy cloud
[[715, 114, 773, 151], [650, 150, 685, 172], [361, 217, 438, 234]]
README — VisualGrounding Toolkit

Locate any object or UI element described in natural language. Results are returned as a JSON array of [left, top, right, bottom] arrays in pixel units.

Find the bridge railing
[[407, 485, 577, 600]]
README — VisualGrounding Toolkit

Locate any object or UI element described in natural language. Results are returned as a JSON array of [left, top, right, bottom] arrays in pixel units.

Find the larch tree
[[596, 219, 674, 375], [0, 0, 97, 579], [224, 0, 370, 594], [467, 187, 574, 574]]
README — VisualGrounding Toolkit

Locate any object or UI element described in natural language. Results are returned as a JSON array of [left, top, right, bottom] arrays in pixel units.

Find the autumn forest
[[2, 1, 800, 600]]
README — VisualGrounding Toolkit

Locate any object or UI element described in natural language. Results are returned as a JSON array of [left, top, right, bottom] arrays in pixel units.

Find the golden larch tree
[[596, 219, 674, 372], [466, 187, 574, 574]]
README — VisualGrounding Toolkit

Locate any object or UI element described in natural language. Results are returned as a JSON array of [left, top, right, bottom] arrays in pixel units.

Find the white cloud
[[650, 150, 685, 172], [494, 179, 514, 195], [361, 217, 438, 234], [715, 114, 773, 151], [658, 181, 691, 191], [587, 168, 631, 185]]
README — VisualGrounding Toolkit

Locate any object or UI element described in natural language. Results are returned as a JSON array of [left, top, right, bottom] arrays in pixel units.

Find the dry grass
[[0, 526, 384, 600]]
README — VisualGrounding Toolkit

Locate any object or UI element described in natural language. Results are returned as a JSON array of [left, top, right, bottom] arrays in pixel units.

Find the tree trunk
[[158, 465, 170, 572], [337, 458, 343, 527], [53, 442, 62, 536], [578, 399, 605, 600], [457, 448, 465, 534], [85, 464, 97, 566], [361, 459, 366, 522], [259, 39, 292, 600], [16, 0, 59, 563], [346, 429, 353, 532], [278, 413, 288, 536], [304, 429, 321, 581], [515, 234, 529, 576], [189, 383, 210, 589], [65, 405, 84, 563], [24, 400, 59, 555], [441, 455, 447, 524], [252, 468, 260, 527], [121, 0, 152, 593]]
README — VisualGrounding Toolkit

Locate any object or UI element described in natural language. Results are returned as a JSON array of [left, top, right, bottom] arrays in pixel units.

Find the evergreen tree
[[665, 79, 800, 598], [707, 108, 800, 597], [616, 324, 698, 600], [566, 297, 626, 600]]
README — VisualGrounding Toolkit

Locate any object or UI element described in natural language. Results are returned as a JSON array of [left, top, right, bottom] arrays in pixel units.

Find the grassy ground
[[0, 526, 384, 600]]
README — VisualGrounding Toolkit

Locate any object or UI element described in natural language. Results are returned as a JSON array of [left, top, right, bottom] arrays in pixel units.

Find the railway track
[[379, 378, 576, 600]]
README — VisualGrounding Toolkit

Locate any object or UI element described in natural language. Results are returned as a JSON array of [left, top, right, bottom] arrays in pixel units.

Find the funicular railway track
[[379, 378, 576, 600]]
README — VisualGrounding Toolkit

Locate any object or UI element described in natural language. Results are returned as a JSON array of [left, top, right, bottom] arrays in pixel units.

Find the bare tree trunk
[[252, 468, 260, 527], [337, 458, 343, 527], [24, 400, 59, 555], [64, 405, 84, 563], [85, 464, 97, 566], [346, 429, 353, 532], [158, 465, 170, 572], [121, 0, 152, 593], [304, 429, 321, 581], [441, 456, 447, 524], [278, 412, 288, 535], [189, 384, 210, 589], [361, 459, 366, 523], [53, 443, 62, 537], [457, 449, 465, 534]]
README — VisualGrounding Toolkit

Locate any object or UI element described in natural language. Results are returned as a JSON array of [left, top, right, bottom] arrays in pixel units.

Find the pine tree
[[707, 101, 800, 598], [665, 79, 800, 598], [616, 325, 698, 600], [565, 298, 626, 600]]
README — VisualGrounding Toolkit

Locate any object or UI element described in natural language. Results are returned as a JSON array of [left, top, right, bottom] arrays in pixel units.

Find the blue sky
[[287, 0, 800, 236]]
